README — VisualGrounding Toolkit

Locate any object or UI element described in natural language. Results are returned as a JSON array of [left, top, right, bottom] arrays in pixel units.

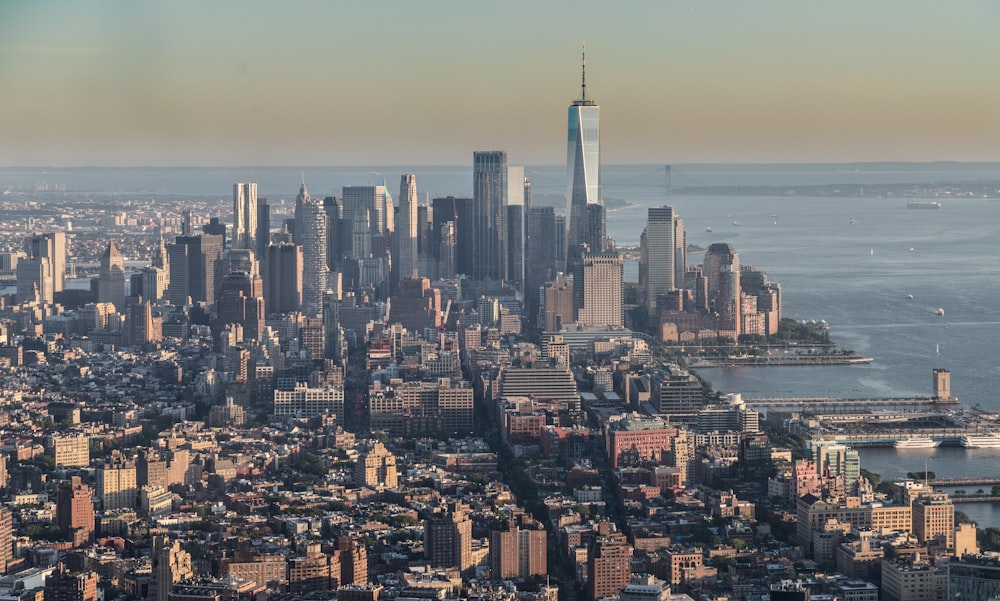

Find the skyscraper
[[342, 185, 391, 257], [27, 232, 67, 292], [97, 241, 126, 311], [576, 252, 623, 328], [397, 174, 419, 281], [641, 206, 676, 314], [505, 166, 526, 287], [167, 234, 224, 306], [472, 151, 508, 282], [263, 243, 303, 315], [296, 182, 329, 316], [566, 49, 601, 269], [233, 182, 258, 250]]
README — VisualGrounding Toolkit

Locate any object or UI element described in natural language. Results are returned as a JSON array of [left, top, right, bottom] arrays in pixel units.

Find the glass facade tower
[[566, 51, 601, 268]]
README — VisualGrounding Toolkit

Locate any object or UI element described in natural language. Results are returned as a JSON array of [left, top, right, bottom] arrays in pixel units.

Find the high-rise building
[[213, 272, 265, 345], [912, 494, 955, 549], [424, 502, 473, 573], [526, 205, 558, 319], [388, 277, 441, 333], [167, 235, 224, 306], [576, 252, 623, 328], [397, 174, 419, 281], [295, 183, 329, 316], [640, 206, 677, 315], [0, 507, 10, 573], [44, 567, 98, 601], [125, 296, 161, 348], [704, 243, 741, 335], [472, 151, 508, 282], [151, 536, 193, 601], [342, 185, 391, 257], [354, 441, 397, 489], [432, 196, 473, 277], [95, 450, 136, 511], [505, 166, 526, 286], [566, 50, 601, 270], [587, 522, 632, 601], [488, 512, 547, 580], [97, 241, 126, 311], [26, 232, 67, 292], [263, 243, 303, 315], [256, 198, 271, 258], [233, 182, 258, 250], [56, 476, 95, 541], [288, 543, 339, 594]]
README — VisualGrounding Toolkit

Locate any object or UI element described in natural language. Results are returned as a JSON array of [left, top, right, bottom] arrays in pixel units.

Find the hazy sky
[[2, 1, 999, 166]]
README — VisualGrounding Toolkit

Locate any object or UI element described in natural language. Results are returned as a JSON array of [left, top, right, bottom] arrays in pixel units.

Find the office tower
[[264, 243, 303, 315], [438, 221, 456, 279], [0, 507, 10, 573], [674, 213, 687, 287], [273, 383, 345, 421], [256, 198, 271, 257], [526, 206, 560, 320], [233, 182, 258, 250], [323, 291, 346, 365], [342, 185, 390, 256], [397, 174, 419, 281], [296, 183, 329, 316], [586, 203, 607, 252], [97, 241, 126, 311], [354, 441, 398, 489], [324, 195, 344, 267], [15, 256, 52, 303], [389, 277, 441, 332], [703, 243, 739, 303], [505, 166, 526, 286], [125, 296, 161, 347], [424, 502, 473, 573], [640, 206, 676, 314], [151, 536, 193, 601], [44, 567, 98, 601], [948, 555, 1000, 601], [56, 476, 95, 540], [167, 234, 224, 306], [541, 273, 574, 331], [181, 210, 193, 236], [26, 232, 67, 292], [576, 252, 623, 327], [432, 196, 473, 277], [202, 217, 227, 246], [587, 523, 632, 601], [213, 272, 265, 345], [95, 450, 136, 511], [472, 151, 508, 281], [566, 50, 601, 270]]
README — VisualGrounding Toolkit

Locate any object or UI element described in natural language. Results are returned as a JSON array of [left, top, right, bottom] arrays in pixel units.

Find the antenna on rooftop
[[581, 43, 587, 102]]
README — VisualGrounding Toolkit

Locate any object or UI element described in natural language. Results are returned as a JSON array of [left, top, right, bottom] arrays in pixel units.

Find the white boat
[[960, 433, 1000, 448], [705, 226, 712, 233], [906, 294, 914, 299], [936, 308, 944, 316], [894, 437, 938, 449]]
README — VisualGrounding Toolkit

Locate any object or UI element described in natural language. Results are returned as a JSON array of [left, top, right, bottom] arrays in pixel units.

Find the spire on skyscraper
[[581, 43, 587, 103]]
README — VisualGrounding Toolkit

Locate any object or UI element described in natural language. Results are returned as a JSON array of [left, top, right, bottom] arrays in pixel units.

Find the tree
[[906, 471, 935, 481]]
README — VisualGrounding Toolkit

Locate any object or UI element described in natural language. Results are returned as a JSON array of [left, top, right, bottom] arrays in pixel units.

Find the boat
[[907, 201, 941, 209], [894, 437, 939, 449], [850, 218, 857, 225], [906, 294, 914, 299], [870, 248, 874, 256], [705, 226, 712, 233], [961, 433, 1000, 448], [935, 308, 944, 316], [732, 221, 741, 226]]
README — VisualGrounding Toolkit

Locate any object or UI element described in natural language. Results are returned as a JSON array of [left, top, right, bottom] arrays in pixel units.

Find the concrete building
[[151, 537, 193, 601], [95, 450, 137, 511], [354, 442, 397, 489], [948, 554, 1000, 601], [576, 252, 623, 328], [97, 241, 126, 311], [43, 567, 97, 601], [424, 502, 473, 573], [587, 523, 632, 601]]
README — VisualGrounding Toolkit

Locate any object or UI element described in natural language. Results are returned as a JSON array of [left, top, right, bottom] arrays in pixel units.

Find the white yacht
[[960, 433, 1000, 448], [894, 437, 938, 449]]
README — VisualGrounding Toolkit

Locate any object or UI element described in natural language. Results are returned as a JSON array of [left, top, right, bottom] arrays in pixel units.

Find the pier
[[743, 396, 954, 413]]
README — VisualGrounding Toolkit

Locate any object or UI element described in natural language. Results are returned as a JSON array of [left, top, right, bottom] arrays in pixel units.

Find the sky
[[2, 1, 999, 167]]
